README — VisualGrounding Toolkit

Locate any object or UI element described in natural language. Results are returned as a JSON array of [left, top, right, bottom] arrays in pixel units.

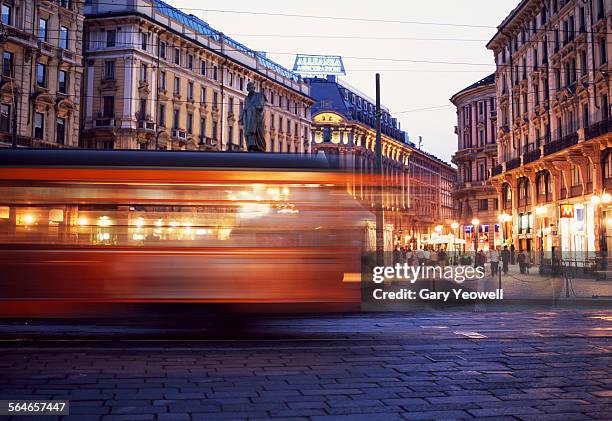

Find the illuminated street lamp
[[592, 191, 612, 257], [450, 222, 460, 262], [471, 218, 480, 252], [535, 205, 549, 274]]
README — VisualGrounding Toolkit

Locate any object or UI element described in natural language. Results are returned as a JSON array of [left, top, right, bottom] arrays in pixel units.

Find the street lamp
[[592, 191, 611, 259], [450, 222, 460, 264], [535, 205, 548, 274], [471, 218, 480, 253]]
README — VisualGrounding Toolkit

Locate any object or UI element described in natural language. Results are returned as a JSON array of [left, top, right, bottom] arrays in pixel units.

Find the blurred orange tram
[[0, 149, 372, 316]]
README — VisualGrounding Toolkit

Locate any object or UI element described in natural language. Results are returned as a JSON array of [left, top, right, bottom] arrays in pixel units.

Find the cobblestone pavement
[[0, 311, 611, 420]]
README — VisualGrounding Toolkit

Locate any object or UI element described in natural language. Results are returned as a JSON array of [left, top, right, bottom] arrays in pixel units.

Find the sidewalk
[[459, 263, 612, 300]]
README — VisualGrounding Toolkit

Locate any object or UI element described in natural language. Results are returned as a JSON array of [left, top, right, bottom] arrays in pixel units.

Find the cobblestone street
[[1, 311, 611, 420]]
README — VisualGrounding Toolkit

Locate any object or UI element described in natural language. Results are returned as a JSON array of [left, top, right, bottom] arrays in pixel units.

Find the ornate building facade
[[82, 0, 313, 151], [308, 76, 456, 249], [487, 0, 612, 258], [451, 74, 500, 251], [0, 0, 84, 148]]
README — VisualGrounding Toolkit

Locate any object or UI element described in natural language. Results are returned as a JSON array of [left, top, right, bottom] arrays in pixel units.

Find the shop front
[[464, 223, 500, 251], [559, 202, 596, 262]]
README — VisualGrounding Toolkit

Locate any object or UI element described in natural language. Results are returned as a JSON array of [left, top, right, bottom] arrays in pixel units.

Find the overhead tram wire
[[81, 1, 612, 38]]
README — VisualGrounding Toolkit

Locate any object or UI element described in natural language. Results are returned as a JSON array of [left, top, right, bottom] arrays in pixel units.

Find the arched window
[[603, 149, 612, 180], [536, 171, 552, 203], [517, 177, 530, 207], [502, 183, 512, 210]]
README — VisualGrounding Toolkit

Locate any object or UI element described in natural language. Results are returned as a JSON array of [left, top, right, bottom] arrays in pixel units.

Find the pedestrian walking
[[518, 250, 527, 274], [489, 247, 499, 276], [501, 245, 510, 275]]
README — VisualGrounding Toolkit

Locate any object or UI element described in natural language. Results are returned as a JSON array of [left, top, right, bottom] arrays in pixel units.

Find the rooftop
[[87, 0, 302, 83], [450, 73, 495, 103]]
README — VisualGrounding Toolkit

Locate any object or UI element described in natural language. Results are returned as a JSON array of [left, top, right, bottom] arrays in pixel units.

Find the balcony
[[543, 131, 579, 156], [505, 157, 522, 171], [57, 49, 77, 65], [491, 164, 503, 177], [523, 148, 542, 165], [137, 120, 156, 131], [584, 117, 612, 141], [172, 129, 187, 140], [199, 136, 218, 147], [94, 118, 116, 127]]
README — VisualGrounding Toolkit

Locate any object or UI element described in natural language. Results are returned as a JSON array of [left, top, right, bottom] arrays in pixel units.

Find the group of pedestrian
[[393, 245, 448, 267], [473, 244, 536, 277]]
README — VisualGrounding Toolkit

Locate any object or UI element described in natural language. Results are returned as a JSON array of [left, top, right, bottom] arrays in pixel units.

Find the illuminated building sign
[[560, 204, 575, 218], [293, 54, 346, 77]]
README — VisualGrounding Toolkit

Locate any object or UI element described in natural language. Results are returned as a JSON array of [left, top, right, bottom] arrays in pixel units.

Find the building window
[[599, 38, 607, 66], [141, 32, 148, 51], [1, 3, 12, 26], [59, 26, 68, 49], [187, 81, 194, 100], [159, 71, 166, 90], [173, 48, 180, 65], [158, 104, 166, 127], [212, 121, 217, 140], [201, 60, 206, 76], [102, 96, 114, 118], [58, 70, 67, 93], [34, 112, 44, 139], [187, 112, 193, 134], [174, 76, 180, 96], [2, 51, 13, 77], [478, 199, 488, 211], [199, 117, 205, 138], [187, 54, 193, 70], [200, 86, 206, 105], [0, 103, 9, 133], [213, 66, 218, 80], [36, 63, 46, 87], [213, 91, 218, 108], [604, 152, 612, 179], [172, 109, 179, 129], [56, 117, 66, 145], [140, 63, 147, 83], [159, 41, 166, 59], [138, 99, 146, 120], [104, 61, 115, 80], [38, 18, 47, 42], [106, 29, 116, 47]]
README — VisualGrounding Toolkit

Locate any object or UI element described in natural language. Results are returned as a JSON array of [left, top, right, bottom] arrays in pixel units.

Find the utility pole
[[375, 74, 384, 266]]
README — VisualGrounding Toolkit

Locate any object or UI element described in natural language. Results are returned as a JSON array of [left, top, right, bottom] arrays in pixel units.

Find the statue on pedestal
[[239, 82, 267, 152]]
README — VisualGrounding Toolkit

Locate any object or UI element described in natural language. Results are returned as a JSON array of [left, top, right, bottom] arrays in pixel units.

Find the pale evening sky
[[171, 0, 519, 163]]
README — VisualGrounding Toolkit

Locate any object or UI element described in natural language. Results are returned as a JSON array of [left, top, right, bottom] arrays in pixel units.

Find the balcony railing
[[523, 148, 542, 165], [94, 118, 116, 127], [584, 117, 612, 141], [491, 164, 503, 177], [137, 120, 156, 131], [543, 131, 578, 156], [505, 157, 522, 171], [171, 129, 187, 140]]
